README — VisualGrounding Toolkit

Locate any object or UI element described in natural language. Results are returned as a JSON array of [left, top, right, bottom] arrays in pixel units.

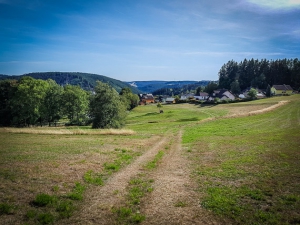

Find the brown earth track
[[59, 135, 169, 225], [60, 101, 288, 224], [140, 130, 222, 225]]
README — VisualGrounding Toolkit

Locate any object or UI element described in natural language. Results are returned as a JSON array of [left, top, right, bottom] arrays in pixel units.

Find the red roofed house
[[139, 94, 155, 105]]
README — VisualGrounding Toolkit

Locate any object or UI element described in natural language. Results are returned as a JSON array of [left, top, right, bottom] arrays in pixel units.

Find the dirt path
[[140, 130, 221, 225], [62, 135, 168, 225]]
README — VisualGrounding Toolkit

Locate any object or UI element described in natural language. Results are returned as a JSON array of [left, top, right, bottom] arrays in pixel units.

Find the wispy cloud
[[246, 0, 300, 9]]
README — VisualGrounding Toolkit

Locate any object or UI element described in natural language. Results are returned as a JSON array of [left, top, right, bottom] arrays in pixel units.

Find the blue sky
[[1, 0, 300, 81]]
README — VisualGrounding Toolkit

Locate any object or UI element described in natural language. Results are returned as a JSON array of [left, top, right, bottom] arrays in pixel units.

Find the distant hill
[[0, 72, 140, 94], [126, 81, 205, 93], [127, 80, 211, 95], [152, 81, 211, 96]]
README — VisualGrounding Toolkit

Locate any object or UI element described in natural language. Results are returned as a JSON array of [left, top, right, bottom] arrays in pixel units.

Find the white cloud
[[247, 0, 300, 9]]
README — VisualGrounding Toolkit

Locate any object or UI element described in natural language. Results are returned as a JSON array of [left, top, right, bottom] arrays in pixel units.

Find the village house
[[180, 93, 194, 101], [271, 85, 294, 95], [165, 97, 175, 104], [139, 93, 155, 105], [194, 92, 209, 100], [207, 89, 235, 102]]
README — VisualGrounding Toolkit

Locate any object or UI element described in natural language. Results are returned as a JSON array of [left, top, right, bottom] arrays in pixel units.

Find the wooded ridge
[[0, 72, 140, 94]]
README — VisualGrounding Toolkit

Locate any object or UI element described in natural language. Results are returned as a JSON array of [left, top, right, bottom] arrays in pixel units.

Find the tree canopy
[[120, 87, 139, 110], [89, 81, 126, 129], [218, 58, 300, 92], [0, 77, 133, 128]]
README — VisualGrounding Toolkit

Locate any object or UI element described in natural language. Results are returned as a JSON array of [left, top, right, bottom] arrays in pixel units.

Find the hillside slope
[[0, 72, 140, 94], [126, 80, 207, 94], [152, 80, 211, 96]]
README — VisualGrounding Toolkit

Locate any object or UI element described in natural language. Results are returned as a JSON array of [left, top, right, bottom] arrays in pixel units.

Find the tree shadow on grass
[[176, 117, 199, 122], [134, 112, 159, 118]]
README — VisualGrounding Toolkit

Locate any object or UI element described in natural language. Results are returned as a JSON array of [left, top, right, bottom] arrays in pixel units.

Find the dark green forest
[[218, 58, 300, 91], [152, 81, 211, 96], [152, 58, 300, 96], [0, 72, 140, 94]]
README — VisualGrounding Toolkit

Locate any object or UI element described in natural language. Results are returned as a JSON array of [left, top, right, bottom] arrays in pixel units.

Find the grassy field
[[0, 95, 299, 224], [183, 95, 300, 224]]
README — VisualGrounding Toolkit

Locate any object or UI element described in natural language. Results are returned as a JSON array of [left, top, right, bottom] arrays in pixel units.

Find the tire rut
[[140, 130, 221, 225], [61, 135, 169, 225]]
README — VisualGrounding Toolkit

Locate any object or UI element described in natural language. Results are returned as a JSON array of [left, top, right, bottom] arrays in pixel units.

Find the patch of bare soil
[[60, 135, 168, 225], [140, 130, 222, 225]]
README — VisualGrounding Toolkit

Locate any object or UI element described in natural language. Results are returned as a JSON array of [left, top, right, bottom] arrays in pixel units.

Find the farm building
[[139, 93, 155, 105], [165, 97, 175, 104], [271, 85, 294, 95]]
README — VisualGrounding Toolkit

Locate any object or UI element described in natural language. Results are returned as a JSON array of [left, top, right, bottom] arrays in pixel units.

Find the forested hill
[[0, 72, 140, 94], [218, 58, 300, 91], [126, 80, 209, 94], [152, 80, 211, 96]]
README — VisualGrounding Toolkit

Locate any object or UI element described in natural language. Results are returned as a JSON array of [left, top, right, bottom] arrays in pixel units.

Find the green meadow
[[183, 95, 300, 224], [0, 95, 299, 224]]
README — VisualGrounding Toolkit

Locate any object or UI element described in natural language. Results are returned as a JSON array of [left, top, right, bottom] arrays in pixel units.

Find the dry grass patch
[[0, 131, 154, 224], [0, 127, 135, 135]]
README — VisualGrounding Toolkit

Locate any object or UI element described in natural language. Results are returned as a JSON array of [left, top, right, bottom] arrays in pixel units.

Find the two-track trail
[[60, 129, 221, 224], [61, 135, 169, 225], [140, 130, 220, 225]]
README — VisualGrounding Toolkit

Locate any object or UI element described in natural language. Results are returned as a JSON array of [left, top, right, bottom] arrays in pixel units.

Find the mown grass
[[183, 95, 300, 224], [0, 95, 296, 224], [0, 130, 146, 224], [24, 182, 85, 224], [126, 103, 227, 134]]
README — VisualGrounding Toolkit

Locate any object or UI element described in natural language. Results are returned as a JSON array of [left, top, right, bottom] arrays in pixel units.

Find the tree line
[[218, 58, 300, 93], [0, 77, 139, 128]]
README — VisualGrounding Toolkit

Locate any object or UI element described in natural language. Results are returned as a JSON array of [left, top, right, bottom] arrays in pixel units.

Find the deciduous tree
[[11, 76, 49, 126], [248, 88, 257, 100], [119, 87, 139, 110], [61, 85, 89, 124], [40, 79, 63, 126], [90, 81, 126, 129]]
